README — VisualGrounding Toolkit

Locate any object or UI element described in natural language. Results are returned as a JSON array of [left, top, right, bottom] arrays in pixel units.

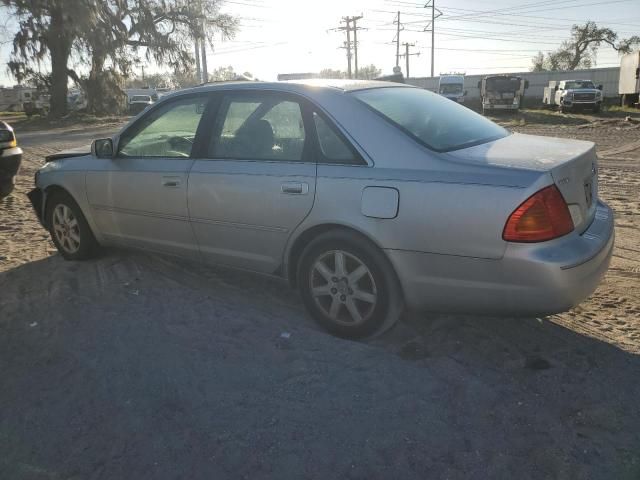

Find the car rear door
[[187, 90, 317, 273], [85, 94, 210, 259]]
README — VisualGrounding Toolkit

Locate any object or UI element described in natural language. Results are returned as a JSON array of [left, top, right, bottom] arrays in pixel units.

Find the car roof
[[161, 79, 411, 101]]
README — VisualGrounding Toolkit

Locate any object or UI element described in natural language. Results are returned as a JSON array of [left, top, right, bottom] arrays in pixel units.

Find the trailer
[[619, 51, 640, 107]]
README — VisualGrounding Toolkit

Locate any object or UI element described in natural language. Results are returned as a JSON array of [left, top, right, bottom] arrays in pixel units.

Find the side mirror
[[597, 84, 603, 90], [93, 138, 114, 158]]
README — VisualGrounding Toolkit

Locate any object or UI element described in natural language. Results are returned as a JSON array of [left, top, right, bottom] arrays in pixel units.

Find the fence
[[407, 67, 620, 103]]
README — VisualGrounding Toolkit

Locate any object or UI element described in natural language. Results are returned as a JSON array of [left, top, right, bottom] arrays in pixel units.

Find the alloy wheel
[[52, 204, 81, 254], [309, 250, 378, 326]]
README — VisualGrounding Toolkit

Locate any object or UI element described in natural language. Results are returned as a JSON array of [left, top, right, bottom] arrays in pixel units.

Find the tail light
[[503, 185, 574, 242]]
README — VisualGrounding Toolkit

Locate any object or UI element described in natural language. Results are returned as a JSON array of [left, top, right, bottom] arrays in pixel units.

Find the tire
[[0, 181, 14, 198], [46, 191, 100, 260], [593, 104, 601, 114], [297, 230, 404, 339]]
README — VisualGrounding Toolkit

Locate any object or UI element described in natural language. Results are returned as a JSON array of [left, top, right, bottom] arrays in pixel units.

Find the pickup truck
[[543, 80, 603, 113]]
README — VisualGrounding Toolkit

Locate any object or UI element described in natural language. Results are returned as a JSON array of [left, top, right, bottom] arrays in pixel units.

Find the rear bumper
[[387, 201, 614, 316]]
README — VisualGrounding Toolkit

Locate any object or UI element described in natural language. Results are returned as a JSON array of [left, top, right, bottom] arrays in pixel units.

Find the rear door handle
[[162, 176, 181, 188], [281, 181, 309, 195]]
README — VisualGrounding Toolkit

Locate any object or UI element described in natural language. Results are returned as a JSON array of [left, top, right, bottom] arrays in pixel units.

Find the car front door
[[188, 91, 316, 273], [86, 94, 210, 259]]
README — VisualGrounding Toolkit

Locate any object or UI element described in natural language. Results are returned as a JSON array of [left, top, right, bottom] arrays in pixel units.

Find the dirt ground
[[1, 111, 639, 479]]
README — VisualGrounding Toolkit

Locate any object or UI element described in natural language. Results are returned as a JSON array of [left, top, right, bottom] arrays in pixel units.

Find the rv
[[478, 75, 528, 113], [0, 86, 37, 112]]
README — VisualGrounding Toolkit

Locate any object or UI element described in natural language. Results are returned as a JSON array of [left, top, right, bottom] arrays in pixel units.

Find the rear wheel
[[297, 231, 403, 339], [46, 191, 100, 260]]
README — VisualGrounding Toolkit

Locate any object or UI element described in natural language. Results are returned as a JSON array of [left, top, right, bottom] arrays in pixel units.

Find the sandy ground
[[1, 113, 639, 479]]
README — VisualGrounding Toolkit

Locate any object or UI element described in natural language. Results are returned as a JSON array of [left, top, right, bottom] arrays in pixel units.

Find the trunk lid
[[444, 133, 599, 231]]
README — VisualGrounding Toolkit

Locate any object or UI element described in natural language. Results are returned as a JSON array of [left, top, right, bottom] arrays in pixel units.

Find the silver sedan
[[28, 80, 614, 338]]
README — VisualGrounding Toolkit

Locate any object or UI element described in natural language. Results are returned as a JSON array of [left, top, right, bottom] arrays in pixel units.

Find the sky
[[1, 0, 639, 86]]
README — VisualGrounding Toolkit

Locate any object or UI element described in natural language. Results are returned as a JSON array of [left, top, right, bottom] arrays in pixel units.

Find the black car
[[0, 121, 22, 198]]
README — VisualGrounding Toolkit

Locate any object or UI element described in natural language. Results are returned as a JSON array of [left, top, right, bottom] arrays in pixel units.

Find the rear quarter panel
[[297, 164, 548, 260]]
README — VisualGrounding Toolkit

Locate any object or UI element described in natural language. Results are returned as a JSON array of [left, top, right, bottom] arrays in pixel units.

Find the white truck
[[438, 75, 466, 103], [478, 75, 528, 113], [619, 51, 639, 107], [543, 79, 603, 113]]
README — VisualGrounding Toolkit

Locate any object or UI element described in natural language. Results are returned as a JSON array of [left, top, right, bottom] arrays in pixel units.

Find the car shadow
[[1, 251, 639, 479]]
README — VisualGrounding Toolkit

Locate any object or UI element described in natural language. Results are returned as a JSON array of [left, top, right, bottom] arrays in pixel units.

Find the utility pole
[[394, 11, 401, 67], [345, 18, 352, 79], [351, 16, 363, 78], [194, 38, 201, 83], [423, 1, 442, 77], [399, 42, 420, 78], [331, 16, 365, 79]]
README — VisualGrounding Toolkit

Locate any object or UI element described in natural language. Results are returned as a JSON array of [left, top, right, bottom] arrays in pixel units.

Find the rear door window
[[210, 94, 308, 162]]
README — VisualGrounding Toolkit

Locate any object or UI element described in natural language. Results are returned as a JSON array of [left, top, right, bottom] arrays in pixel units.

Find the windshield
[[352, 87, 508, 152], [564, 81, 595, 90], [439, 84, 463, 94], [486, 77, 522, 93]]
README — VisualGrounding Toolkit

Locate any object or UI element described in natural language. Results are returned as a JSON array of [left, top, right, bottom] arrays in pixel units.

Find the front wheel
[[46, 191, 100, 260], [297, 231, 403, 339]]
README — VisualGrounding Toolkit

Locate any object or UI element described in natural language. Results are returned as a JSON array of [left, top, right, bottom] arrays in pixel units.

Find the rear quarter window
[[352, 87, 508, 152]]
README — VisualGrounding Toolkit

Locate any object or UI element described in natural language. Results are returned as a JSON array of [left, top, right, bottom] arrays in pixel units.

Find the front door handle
[[162, 176, 181, 188], [281, 181, 309, 195]]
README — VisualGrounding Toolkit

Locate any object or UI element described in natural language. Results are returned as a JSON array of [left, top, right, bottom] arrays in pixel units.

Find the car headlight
[[595, 90, 602, 97]]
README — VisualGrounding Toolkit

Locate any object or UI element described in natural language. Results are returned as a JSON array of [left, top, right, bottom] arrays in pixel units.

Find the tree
[[210, 65, 237, 81], [319, 68, 346, 79], [2, 0, 93, 117], [1, 0, 238, 116], [78, 0, 238, 114], [356, 64, 381, 80], [531, 22, 640, 71]]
